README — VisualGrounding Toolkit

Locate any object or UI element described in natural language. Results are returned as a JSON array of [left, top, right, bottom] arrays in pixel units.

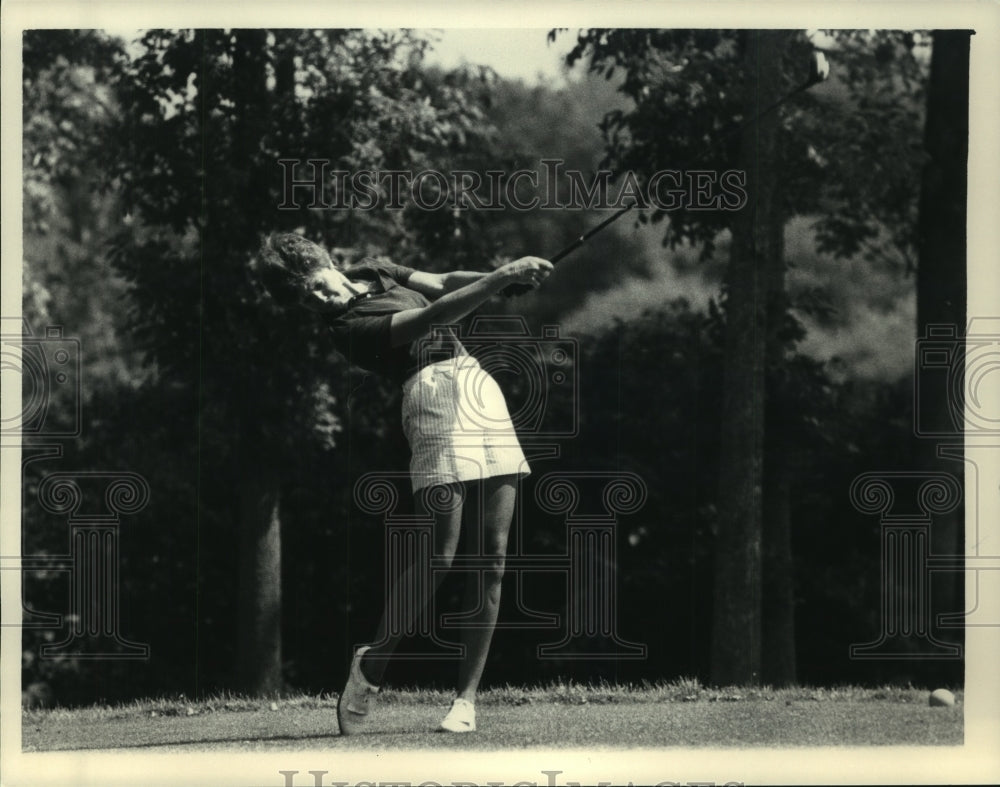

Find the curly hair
[[252, 233, 332, 308]]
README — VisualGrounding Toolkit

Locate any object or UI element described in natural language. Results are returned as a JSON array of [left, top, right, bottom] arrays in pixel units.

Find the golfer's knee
[[435, 539, 460, 571], [481, 554, 506, 588]]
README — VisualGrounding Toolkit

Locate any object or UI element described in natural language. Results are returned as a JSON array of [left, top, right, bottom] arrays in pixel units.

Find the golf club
[[502, 50, 830, 296]]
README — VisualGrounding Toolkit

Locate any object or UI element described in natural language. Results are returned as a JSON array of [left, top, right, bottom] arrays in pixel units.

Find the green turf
[[21, 683, 963, 751]]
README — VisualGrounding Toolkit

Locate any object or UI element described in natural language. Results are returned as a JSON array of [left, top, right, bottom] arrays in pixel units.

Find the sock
[[359, 651, 381, 687]]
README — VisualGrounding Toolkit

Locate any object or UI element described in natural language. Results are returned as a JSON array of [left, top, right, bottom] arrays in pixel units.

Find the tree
[[20, 30, 143, 706], [916, 31, 968, 338], [709, 30, 790, 685], [564, 28, 816, 686], [805, 32, 927, 273], [106, 29, 498, 694], [22, 30, 136, 393], [561, 28, 932, 686], [914, 30, 969, 668]]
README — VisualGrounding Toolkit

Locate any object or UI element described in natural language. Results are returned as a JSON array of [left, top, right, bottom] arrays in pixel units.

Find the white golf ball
[[929, 688, 956, 707]]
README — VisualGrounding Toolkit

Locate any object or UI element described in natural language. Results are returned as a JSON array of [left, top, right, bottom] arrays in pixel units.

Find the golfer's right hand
[[497, 257, 553, 289]]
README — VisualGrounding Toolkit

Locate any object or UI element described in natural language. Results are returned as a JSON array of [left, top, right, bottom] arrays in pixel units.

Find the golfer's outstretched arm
[[406, 270, 490, 298], [388, 257, 551, 347]]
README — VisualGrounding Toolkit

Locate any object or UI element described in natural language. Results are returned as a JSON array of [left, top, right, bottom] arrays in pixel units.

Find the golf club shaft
[[550, 203, 635, 263]]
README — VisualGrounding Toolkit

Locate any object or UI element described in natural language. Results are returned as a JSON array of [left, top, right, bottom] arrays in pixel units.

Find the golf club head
[[807, 51, 830, 86]]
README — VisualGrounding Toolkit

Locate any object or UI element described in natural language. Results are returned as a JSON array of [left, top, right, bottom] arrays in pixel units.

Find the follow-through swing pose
[[255, 234, 552, 734]]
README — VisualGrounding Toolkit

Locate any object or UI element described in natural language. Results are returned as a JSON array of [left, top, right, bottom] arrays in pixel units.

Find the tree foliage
[[106, 29, 503, 458], [17, 27, 953, 705], [559, 29, 928, 275], [555, 27, 932, 686], [806, 31, 927, 271]]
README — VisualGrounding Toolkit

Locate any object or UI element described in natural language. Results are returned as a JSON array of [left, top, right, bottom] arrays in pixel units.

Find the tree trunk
[[915, 29, 970, 669], [232, 29, 284, 696], [237, 455, 284, 696], [762, 203, 797, 687], [762, 418, 797, 685], [917, 31, 969, 338], [711, 29, 787, 686]]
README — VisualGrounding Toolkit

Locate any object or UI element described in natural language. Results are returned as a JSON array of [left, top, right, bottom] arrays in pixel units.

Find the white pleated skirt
[[401, 355, 530, 493]]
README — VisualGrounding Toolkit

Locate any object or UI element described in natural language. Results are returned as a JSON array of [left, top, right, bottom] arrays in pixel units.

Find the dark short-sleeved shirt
[[324, 258, 466, 385]]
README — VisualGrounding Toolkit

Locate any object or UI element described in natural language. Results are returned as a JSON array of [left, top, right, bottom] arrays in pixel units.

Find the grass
[[21, 679, 963, 752]]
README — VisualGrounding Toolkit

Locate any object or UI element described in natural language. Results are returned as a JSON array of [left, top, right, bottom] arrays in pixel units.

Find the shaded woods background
[[18, 28, 967, 707]]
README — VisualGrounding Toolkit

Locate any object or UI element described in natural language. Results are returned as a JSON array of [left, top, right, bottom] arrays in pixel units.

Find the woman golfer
[[256, 233, 552, 734]]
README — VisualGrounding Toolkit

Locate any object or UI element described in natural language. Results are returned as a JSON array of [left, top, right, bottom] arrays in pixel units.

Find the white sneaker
[[337, 645, 379, 735], [438, 697, 476, 733]]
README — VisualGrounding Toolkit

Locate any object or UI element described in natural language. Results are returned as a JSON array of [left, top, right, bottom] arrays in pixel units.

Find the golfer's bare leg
[[361, 481, 464, 685], [455, 474, 516, 702]]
